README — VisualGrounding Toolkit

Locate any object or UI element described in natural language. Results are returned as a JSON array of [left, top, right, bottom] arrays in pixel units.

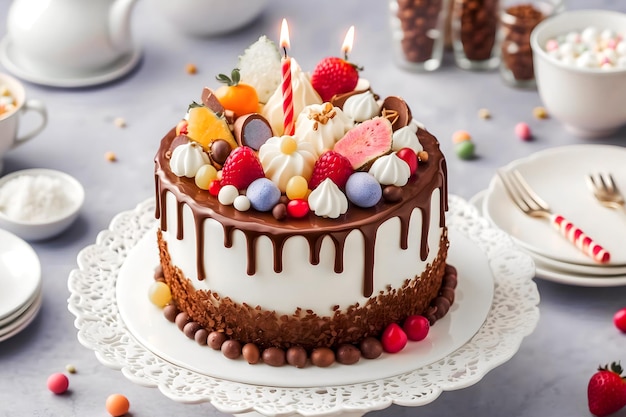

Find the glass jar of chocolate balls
[[451, 0, 501, 70], [389, 0, 451, 72], [499, 0, 563, 87]]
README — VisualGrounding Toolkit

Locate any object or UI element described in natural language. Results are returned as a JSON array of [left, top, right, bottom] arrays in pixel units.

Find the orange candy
[[106, 393, 130, 417]]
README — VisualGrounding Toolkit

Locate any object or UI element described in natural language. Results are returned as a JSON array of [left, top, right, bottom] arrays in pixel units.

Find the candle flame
[[342, 26, 355, 56], [280, 19, 291, 50]]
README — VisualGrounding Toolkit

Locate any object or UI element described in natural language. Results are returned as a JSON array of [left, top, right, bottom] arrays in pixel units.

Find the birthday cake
[[153, 32, 454, 367]]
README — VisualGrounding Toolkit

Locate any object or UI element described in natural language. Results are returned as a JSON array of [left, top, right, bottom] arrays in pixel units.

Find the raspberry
[[309, 151, 354, 190], [311, 57, 359, 102], [220, 146, 265, 190]]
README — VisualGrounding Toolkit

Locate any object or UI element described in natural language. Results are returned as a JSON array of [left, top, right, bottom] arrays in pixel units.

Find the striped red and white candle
[[280, 18, 295, 136], [551, 214, 610, 263]]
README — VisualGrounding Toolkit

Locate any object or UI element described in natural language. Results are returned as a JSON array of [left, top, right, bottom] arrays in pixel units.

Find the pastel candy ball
[[455, 140, 475, 160], [218, 184, 239, 205], [345, 172, 382, 208], [514, 122, 532, 141], [47, 372, 69, 395], [148, 281, 172, 307], [247, 178, 281, 212], [106, 393, 130, 417], [233, 195, 251, 212], [452, 130, 471, 143]]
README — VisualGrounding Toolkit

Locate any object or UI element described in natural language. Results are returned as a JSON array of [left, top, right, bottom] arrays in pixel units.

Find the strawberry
[[310, 57, 359, 102], [309, 151, 354, 190], [220, 146, 265, 190], [588, 362, 626, 417]]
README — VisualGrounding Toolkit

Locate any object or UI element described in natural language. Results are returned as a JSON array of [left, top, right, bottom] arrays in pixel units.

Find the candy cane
[[551, 214, 610, 263]]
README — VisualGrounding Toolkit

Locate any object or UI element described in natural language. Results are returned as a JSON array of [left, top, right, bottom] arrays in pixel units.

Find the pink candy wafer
[[551, 214, 610, 263]]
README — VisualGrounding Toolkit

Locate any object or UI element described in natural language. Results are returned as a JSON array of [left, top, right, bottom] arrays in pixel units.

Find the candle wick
[[283, 46, 288, 58], [344, 51, 349, 61]]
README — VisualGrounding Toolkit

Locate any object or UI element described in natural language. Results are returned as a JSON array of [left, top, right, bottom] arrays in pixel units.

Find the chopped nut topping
[[307, 102, 337, 127], [381, 108, 399, 126]]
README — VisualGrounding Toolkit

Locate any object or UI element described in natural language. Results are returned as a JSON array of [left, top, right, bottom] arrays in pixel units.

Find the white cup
[[0, 73, 47, 173]]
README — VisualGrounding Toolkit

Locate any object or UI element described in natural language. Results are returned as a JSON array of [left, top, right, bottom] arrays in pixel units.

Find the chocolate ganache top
[[155, 126, 448, 298]]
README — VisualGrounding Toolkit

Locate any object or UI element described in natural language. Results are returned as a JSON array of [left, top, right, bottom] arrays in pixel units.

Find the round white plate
[[533, 263, 626, 287], [0, 229, 42, 319], [473, 188, 626, 286], [0, 286, 42, 342], [0, 37, 141, 88], [484, 145, 626, 267], [68, 197, 538, 415], [529, 247, 626, 276], [117, 226, 494, 388], [0, 283, 41, 327]]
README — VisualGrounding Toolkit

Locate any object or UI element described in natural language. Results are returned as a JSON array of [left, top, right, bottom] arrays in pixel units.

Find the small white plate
[[484, 145, 626, 267], [0, 287, 42, 342], [472, 188, 626, 286], [0, 229, 42, 319], [0, 37, 141, 88]]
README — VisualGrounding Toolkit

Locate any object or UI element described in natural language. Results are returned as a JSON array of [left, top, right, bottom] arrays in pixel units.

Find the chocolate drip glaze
[[155, 127, 447, 297]]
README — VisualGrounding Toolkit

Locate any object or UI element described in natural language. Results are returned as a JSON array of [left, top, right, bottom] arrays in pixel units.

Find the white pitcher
[[6, 0, 137, 77]]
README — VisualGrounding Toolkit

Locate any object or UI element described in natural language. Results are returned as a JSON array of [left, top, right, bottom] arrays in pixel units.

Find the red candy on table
[[47, 372, 69, 395], [614, 307, 626, 333]]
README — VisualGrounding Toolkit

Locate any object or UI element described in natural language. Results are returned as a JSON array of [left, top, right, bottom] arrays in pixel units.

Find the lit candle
[[280, 18, 295, 136], [342, 26, 355, 61]]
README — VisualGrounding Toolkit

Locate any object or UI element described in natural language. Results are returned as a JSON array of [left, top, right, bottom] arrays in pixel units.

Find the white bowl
[[0, 169, 85, 241], [153, 0, 269, 37], [530, 9, 626, 138]]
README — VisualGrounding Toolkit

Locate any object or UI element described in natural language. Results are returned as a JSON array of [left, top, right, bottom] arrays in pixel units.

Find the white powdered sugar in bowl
[[0, 169, 84, 240]]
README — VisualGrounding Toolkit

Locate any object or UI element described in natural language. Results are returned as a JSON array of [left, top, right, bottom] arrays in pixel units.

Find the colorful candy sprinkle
[[106, 393, 130, 417], [515, 122, 532, 141], [533, 106, 548, 119], [455, 140, 475, 160], [452, 130, 472, 143], [47, 373, 69, 395]]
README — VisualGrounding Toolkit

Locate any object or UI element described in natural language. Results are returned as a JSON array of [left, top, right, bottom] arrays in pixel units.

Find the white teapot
[[6, 0, 137, 78]]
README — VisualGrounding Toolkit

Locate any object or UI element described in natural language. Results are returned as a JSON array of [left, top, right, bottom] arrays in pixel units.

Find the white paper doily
[[68, 195, 539, 417]]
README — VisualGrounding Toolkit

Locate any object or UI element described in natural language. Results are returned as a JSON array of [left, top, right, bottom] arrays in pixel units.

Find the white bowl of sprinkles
[[0, 168, 84, 241], [530, 9, 626, 138]]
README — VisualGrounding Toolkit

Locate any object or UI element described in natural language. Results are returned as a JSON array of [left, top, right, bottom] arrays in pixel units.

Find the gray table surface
[[1, 0, 626, 416]]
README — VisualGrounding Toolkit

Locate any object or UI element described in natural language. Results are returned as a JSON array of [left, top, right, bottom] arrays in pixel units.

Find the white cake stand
[[68, 195, 539, 417]]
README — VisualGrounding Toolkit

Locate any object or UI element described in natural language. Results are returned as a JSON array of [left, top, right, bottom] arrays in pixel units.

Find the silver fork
[[586, 173, 626, 212], [497, 169, 611, 264]]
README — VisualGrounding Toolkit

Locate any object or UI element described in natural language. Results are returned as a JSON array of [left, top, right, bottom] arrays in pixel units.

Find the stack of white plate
[[474, 144, 626, 287], [0, 229, 42, 341]]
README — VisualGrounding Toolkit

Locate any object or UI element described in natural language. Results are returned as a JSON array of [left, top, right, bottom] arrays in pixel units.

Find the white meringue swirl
[[170, 142, 210, 178], [258, 135, 317, 192], [307, 178, 348, 219], [295, 103, 354, 156], [342, 91, 380, 122], [392, 125, 423, 153], [368, 153, 411, 187]]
